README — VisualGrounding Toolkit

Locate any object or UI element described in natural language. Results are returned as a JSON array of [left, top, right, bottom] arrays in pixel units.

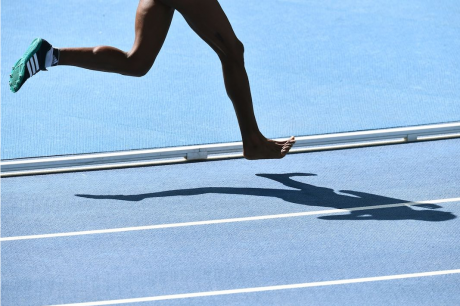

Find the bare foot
[[243, 136, 296, 160]]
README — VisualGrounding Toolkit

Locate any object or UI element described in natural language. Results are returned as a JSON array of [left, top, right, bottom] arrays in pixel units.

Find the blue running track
[[2, 0, 460, 305], [2, 139, 460, 305]]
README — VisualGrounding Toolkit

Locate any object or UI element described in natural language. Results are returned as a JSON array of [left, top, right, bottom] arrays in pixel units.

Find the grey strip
[[2, 122, 460, 177]]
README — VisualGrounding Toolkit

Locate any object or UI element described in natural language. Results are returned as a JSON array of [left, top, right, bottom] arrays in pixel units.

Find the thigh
[[158, 0, 241, 57], [130, 0, 175, 62]]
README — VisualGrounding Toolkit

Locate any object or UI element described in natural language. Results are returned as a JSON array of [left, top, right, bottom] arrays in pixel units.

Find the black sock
[[52, 48, 60, 66]]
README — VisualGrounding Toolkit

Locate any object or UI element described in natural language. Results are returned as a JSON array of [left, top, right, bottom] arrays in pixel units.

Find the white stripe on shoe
[[29, 58, 36, 74], [26, 61, 33, 76], [33, 53, 40, 71]]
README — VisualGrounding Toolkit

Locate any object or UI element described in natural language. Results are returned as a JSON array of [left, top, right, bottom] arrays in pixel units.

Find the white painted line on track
[[46, 269, 460, 306], [2, 197, 459, 242]]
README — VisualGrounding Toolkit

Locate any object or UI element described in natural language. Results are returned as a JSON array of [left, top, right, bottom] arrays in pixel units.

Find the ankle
[[45, 48, 60, 68], [242, 132, 267, 147]]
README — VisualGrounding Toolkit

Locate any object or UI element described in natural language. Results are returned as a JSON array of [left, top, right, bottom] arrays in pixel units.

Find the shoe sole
[[9, 38, 43, 93]]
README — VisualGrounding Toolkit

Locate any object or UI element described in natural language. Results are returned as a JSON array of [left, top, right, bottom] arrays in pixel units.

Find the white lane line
[[2, 197, 459, 242], [46, 269, 460, 306]]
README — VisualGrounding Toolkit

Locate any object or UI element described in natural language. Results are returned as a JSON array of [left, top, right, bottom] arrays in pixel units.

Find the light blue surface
[[2, 139, 459, 237], [150, 275, 460, 306], [2, 0, 460, 159], [2, 139, 460, 305]]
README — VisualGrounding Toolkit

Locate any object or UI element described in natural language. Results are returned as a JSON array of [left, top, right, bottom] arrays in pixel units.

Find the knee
[[125, 55, 152, 77], [128, 65, 151, 78], [220, 39, 245, 66], [114, 49, 153, 77], [234, 39, 245, 55]]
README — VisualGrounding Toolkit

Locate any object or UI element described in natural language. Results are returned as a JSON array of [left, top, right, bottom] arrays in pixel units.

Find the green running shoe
[[9, 38, 52, 93]]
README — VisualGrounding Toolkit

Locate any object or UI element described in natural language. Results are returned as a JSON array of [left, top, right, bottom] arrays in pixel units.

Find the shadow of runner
[[76, 173, 456, 222]]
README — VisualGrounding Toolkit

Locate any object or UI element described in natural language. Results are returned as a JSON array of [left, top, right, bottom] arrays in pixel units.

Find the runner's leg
[[159, 0, 295, 159], [58, 0, 174, 76]]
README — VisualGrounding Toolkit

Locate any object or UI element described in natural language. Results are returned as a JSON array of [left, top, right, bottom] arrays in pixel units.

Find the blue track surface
[[2, 0, 460, 159], [2, 139, 460, 305]]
